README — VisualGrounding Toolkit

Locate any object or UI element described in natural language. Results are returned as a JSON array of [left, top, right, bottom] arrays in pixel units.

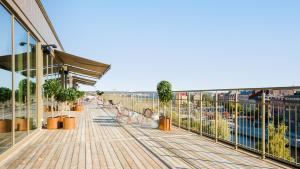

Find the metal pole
[[170, 99, 172, 128], [235, 92, 238, 149], [131, 95, 133, 111], [295, 106, 298, 164], [158, 97, 160, 116], [215, 92, 218, 142], [137, 95, 139, 113], [26, 32, 30, 135], [200, 93, 203, 136], [188, 92, 191, 131], [11, 15, 15, 146], [178, 94, 181, 128], [261, 92, 266, 159], [152, 93, 155, 112]]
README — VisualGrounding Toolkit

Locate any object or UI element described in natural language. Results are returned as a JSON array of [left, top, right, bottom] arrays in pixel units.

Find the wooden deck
[[0, 105, 290, 169]]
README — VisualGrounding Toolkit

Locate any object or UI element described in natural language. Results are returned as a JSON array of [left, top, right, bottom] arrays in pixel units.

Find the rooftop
[[0, 104, 289, 169]]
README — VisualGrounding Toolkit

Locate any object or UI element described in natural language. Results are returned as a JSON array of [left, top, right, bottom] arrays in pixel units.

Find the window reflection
[[0, 4, 12, 154], [14, 20, 28, 142], [29, 36, 37, 132]]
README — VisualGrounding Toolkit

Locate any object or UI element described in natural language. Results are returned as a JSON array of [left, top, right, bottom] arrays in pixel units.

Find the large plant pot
[[63, 117, 76, 130], [159, 116, 170, 131], [43, 106, 48, 112], [74, 105, 84, 112], [0, 119, 12, 133], [56, 115, 67, 128], [47, 117, 58, 130], [16, 118, 27, 131]]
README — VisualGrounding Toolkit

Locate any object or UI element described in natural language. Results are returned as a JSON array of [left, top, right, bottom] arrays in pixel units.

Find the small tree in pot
[[157, 81, 173, 131], [74, 90, 85, 111], [63, 88, 77, 130], [43, 79, 61, 129], [43, 79, 61, 117], [65, 88, 77, 117], [54, 88, 68, 128]]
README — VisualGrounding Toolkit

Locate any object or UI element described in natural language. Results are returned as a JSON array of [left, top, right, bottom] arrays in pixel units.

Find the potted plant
[[0, 87, 12, 133], [43, 79, 61, 129], [157, 81, 173, 131], [74, 90, 85, 112], [63, 88, 77, 130], [54, 88, 68, 128]]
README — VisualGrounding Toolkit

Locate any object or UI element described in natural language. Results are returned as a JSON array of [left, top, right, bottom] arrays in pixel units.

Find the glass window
[[0, 4, 13, 154], [14, 20, 28, 143], [29, 35, 37, 132]]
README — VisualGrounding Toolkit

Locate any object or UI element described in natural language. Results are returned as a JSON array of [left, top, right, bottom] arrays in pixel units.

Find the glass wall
[[14, 20, 28, 143], [29, 36, 37, 132], [0, 4, 13, 154], [0, 2, 39, 154]]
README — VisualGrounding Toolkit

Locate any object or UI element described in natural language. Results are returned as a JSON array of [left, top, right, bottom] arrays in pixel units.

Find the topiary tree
[[76, 90, 85, 100], [43, 79, 61, 117], [157, 81, 173, 117], [55, 88, 68, 117], [65, 88, 78, 117], [0, 87, 12, 120]]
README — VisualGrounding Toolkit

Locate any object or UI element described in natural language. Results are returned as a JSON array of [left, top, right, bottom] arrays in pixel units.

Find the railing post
[[178, 94, 181, 128], [215, 92, 218, 142], [200, 92, 203, 136], [152, 93, 155, 112], [137, 95, 139, 113], [235, 92, 239, 149], [188, 92, 191, 131], [170, 99, 172, 127], [158, 97, 160, 116], [261, 92, 266, 159], [131, 95, 133, 111]]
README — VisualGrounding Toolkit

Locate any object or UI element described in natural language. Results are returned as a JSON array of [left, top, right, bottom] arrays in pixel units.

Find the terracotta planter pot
[[63, 117, 76, 130], [47, 117, 58, 130], [56, 115, 67, 128], [159, 116, 171, 131], [43, 106, 48, 112], [74, 105, 84, 112], [16, 118, 27, 131], [0, 119, 12, 133]]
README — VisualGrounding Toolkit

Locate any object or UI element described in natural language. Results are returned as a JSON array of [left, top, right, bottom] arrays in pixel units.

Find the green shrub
[[0, 87, 12, 103], [157, 81, 173, 106]]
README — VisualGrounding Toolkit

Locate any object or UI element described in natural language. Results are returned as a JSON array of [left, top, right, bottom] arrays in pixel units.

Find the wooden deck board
[[0, 104, 290, 169]]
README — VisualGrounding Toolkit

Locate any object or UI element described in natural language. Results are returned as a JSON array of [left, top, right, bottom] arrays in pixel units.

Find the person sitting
[[115, 104, 123, 122]]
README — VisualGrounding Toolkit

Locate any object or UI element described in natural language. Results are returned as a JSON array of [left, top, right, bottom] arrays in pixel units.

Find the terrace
[[0, 86, 299, 168]]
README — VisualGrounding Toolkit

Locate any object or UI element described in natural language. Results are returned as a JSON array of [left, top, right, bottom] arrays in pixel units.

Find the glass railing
[[101, 86, 300, 167]]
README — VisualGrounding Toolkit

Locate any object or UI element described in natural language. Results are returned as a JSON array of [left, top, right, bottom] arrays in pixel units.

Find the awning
[[72, 76, 97, 86], [54, 50, 110, 79], [53, 76, 97, 86]]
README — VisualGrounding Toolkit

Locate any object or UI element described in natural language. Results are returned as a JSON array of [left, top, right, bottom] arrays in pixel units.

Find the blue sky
[[41, 0, 300, 91]]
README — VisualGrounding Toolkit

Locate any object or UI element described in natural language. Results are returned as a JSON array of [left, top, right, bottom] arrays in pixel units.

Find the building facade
[[0, 0, 110, 158]]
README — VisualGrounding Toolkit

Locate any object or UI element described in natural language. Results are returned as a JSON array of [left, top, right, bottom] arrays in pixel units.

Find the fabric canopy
[[54, 50, 110, 79], [72, 76, 97, 86], [54, 76, 97, 86]]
